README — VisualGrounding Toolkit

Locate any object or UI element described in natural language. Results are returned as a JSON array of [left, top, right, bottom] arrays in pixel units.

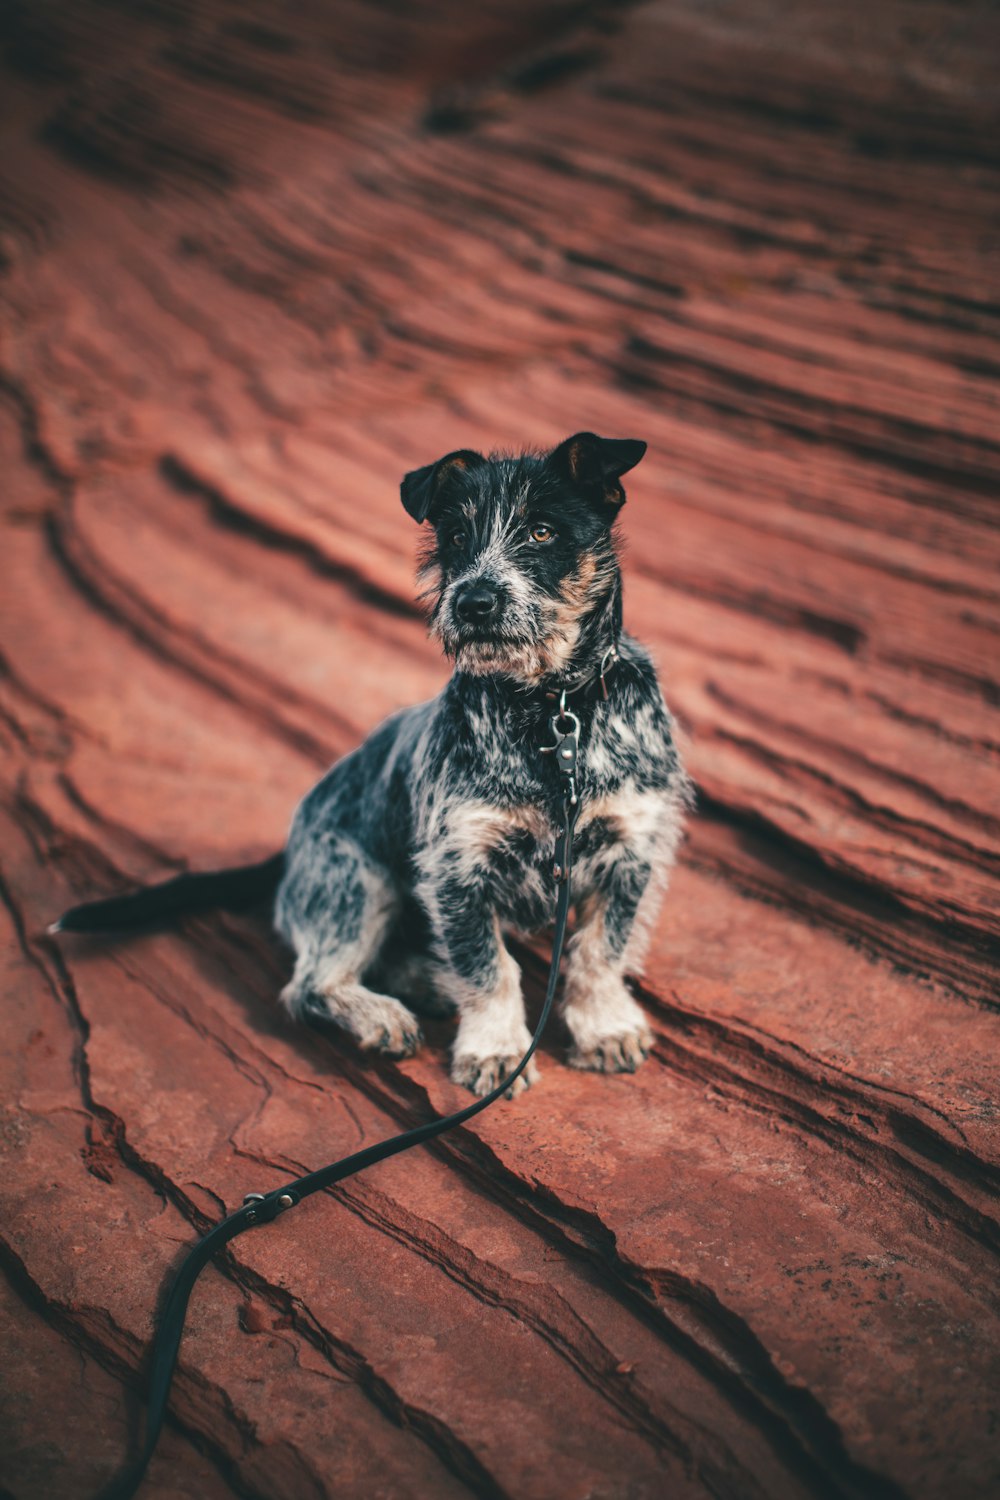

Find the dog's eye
[[448, 531, 465, 549], [530, 523, 555, 543]]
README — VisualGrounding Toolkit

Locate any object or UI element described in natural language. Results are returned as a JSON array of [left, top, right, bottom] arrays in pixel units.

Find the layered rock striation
[[1, 2, 998, 1496]]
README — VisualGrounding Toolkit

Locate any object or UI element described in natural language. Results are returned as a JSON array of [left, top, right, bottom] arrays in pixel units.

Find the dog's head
[[402, 433, 646, 682]]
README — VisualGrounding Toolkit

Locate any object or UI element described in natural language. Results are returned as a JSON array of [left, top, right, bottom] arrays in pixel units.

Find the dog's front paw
[[451, 1051, 539, 1099], [563, 973, 653, 1074], [357, 996, 424, 1059], [568, 1023, 652, 1074]]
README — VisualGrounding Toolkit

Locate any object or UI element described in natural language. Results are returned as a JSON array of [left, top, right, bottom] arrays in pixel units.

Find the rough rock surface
[[1, 3, 999, 1497]]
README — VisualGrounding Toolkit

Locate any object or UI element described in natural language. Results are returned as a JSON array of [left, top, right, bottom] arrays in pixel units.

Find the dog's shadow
[[56, 898, 567, 1102]]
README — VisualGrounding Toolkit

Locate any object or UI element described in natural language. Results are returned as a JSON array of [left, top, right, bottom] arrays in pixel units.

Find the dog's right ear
[[400, 449, 486, 524]]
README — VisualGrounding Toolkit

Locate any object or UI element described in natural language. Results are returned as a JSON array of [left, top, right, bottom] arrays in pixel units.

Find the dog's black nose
[[455, 582, 502, 624]]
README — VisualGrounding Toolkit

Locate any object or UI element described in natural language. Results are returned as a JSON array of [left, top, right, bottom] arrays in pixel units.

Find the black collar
[[545, 639, 620, 707]]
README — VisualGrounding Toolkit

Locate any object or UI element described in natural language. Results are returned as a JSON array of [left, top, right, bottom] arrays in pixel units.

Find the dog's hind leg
[[368, 950, 457, 1018], [365, 900, 457, 1019], [275, 838, 423, 1058]]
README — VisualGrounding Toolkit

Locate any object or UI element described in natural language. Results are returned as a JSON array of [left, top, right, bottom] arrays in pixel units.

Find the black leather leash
[[96, 705, 582, 1500]]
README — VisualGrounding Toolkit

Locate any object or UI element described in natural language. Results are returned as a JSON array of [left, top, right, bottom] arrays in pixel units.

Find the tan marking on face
[[559, 550, 597, 610], [530, 551, 599, 675]]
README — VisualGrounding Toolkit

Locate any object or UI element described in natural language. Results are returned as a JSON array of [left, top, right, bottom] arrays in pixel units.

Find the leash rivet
[[278, 1194, 294, 1210], [561, 748, 572, 759]]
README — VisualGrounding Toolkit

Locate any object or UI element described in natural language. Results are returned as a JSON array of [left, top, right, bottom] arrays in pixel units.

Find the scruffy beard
[[449, 611, 582, 683], [453, 638, 548, 679], [421, 562, 593, 684]]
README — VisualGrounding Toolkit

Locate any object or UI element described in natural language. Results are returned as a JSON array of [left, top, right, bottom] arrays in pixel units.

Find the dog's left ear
[[400, 449, 486, 524], [547, 432, 647, 509]]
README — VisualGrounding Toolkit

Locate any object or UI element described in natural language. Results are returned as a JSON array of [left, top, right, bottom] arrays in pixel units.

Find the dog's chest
[[417, 677, 679, 931], [443, 781, 668, 933]]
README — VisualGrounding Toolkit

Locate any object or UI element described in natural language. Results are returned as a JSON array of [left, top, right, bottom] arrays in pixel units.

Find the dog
[[54, 432, 691, 1097]]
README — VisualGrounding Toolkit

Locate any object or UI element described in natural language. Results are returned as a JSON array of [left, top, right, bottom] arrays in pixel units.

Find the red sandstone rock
[[1, 3, 999, 1498]]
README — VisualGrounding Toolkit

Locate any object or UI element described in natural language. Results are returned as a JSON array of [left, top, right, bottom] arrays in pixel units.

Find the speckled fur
[[275, 434, 691, 1096]]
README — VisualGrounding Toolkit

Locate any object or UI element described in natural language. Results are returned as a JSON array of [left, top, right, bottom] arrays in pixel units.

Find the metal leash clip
[[541, 689, 581, 856], [599, 643, 618, 700]]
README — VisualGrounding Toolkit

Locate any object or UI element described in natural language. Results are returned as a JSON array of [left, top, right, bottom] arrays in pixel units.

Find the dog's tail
[[50, 853, 285, 934]]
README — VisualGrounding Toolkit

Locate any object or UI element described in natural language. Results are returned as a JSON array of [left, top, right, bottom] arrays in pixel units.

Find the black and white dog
[[55, 433, 690, 1098]]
